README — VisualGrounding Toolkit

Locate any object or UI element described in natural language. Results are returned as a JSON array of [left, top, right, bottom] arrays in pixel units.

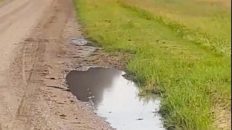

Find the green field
[[74, 0, 231, 129]]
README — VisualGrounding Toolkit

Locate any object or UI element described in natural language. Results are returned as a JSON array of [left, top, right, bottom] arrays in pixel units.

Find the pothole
[[66, 67, 165, 130]]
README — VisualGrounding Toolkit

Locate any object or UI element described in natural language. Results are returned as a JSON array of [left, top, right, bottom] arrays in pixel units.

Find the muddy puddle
[[66, 67, 165, 130]]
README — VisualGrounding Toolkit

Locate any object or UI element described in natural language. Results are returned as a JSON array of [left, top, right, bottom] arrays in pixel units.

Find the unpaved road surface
[[0, 0, 120, 129]]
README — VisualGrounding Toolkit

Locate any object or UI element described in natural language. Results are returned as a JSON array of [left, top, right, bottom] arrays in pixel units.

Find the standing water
[[66, 67, 165, 130]]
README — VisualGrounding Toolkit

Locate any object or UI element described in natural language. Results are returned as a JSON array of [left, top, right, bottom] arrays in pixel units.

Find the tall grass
[[74, 0, 231, 129]]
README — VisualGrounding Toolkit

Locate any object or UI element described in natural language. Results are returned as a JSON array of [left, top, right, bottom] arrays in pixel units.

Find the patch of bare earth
[[213, 104, 231, 130]]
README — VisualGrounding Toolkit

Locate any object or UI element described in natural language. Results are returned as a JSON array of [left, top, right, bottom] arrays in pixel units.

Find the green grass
[[74, 0, 231, 130]]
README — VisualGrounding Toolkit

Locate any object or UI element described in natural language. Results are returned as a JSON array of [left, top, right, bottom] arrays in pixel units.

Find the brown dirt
[[0, 0, 124, 129], [214, 104, 231, 130]]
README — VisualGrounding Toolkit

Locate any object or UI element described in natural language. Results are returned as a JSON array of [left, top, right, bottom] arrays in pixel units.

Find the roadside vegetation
[[74, 0, 231, 129]]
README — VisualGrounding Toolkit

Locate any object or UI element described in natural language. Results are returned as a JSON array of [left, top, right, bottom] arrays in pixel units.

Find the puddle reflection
[[66, 67, 165, 130]]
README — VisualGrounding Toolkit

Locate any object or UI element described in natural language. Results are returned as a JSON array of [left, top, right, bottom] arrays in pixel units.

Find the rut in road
[[11, 0, 71, 129]]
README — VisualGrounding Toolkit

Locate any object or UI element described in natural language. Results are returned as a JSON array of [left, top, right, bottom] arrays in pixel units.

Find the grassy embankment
[[74, 0, 231, 130]]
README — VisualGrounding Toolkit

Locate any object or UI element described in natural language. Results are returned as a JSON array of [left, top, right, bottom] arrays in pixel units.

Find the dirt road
[[0, 0, 118, 129]]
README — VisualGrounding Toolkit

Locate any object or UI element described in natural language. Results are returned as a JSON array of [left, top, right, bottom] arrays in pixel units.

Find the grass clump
[[74, 0, 231, 129]]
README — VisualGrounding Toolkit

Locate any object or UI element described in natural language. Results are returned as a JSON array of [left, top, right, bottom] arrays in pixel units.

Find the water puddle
[[70, 37, 88, 46], [66, 67, 165, 130]]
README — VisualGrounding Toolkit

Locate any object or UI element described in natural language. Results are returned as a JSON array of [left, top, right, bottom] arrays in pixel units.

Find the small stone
[[137, 118, 143, 120], [60, 114, 66, 117]]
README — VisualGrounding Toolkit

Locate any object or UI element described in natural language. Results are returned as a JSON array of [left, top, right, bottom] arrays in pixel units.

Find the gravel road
[[0, 0, 117, 129]]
